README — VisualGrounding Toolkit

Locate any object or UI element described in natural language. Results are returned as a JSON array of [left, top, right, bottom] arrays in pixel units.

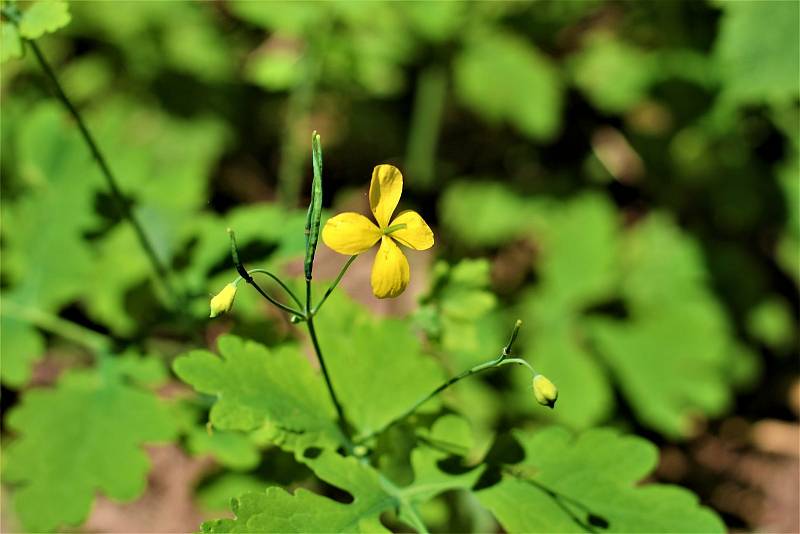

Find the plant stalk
[[4, 14, 178, 307], [355, 320, 524, 444], [2, 300, 112, 353], [305, 280, 351, 448], [310, 255, 357, 316]]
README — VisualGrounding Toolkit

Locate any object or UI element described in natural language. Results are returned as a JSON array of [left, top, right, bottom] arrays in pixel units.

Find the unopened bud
[[290, 314, 303, 324], [209, 283, 238, 318], [532, 374, 558, 409]]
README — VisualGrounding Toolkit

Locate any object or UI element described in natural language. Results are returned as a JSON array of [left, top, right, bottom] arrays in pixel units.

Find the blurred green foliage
[[1, 0, 797, 532]]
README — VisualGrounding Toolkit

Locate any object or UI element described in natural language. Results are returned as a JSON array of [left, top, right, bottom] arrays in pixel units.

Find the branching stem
[[309, 255, 357, 317], [355, 320, 528, 444]]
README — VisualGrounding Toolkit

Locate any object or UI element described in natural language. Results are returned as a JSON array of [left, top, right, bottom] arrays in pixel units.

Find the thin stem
[[236, 275, 304, 317], [228, 230, 304, 316], [405, 64, 447, 190], [355, 320, 524, 444], [247, 269, 303, 309], [2, 300, 112, 353], [310, 255, 357, 316], [498, 357, 536, 375], [5, 11, 178, 307], [304, 279, 351, 448]]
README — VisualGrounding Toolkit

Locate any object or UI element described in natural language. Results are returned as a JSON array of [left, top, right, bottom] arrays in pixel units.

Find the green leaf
[[196, 473, 268, 513], [514, 195, 620, 429], [245, 45, 303, 91], [439, 181, 544, 247], [454, 32, 563, 141], [18, 0, 71, 39], [313, 293, 444, 440], [747, 297, 795, 352], [1, 102, 101, 311], [478, 427, 725, 533], [399, 2, 466, 43], [588, 303, 731, 438], [173, 335, 344, 455], [588, 215, 739, 437], [0, 314, 44, 387], [3, 363, 176, 532], [714, 0, 800, 104], [570, 32, 657, 114], [202, 417, 483, 533], [113, 351, 171, 387], [1, 21, 23, 62], [531, 194, 620, 307], [202, 450, 393, 533], [418, 259, 498, 360], [188, 428, 261, 471]]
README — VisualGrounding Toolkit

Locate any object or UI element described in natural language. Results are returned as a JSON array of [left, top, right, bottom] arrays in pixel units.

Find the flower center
[[382, 223, 407, 236]]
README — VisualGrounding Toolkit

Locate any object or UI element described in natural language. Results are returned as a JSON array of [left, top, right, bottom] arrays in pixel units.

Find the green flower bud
[[532, 374, 558, 409], [209, 283, 238, 318], [290, 314, 303, 324]]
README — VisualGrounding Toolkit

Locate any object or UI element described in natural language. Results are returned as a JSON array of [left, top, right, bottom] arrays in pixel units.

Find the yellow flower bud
[[209, 283, 238, 318], [532, 374, 558, 409]]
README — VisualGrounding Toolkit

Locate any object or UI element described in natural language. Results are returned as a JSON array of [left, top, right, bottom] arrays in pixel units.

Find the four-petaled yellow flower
[[322, 164, 434, 298]]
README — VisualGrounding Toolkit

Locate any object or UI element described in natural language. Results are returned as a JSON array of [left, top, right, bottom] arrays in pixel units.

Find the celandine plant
[[178, 133, 723, 533], [205, 133, 556, 446]]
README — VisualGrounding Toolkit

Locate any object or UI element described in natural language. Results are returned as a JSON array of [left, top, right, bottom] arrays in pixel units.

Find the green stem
[[2, 300, 112, 353], [499, 357, 537, 375], [405, 64, 447, 189], [4, 7, 178, 307], [228, 230, 304, 316], [305, 279, 351, 448], [355, 320, 523, 444], [247, 269, 303, 310], [234, 275, 304, 317], [310, 255, 357, 316], [376, 468, 431, 534]]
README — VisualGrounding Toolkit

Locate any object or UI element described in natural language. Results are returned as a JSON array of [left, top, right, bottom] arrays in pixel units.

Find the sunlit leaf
[[314, 293, 444, 439], [18, 0, 71, 39], [0, 314, 44, 387], [454, 32, 563, 141], [714, 0, 800, 104], [477, 427, 725, 533], [173, 335, 344, 455], [3, 361, 177, 532]]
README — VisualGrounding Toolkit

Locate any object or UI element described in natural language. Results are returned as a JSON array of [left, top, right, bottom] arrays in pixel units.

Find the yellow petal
[[371, 236, 410, 299], [388, 210, 434, 250], [322, 212, 381, 255], [369, 164, 403, 228], [210, 283, 238, 318]]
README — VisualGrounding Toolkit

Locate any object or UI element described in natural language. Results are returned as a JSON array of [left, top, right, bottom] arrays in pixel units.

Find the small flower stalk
[[532, 374, 558, 409], [209, 282, 238, 318]]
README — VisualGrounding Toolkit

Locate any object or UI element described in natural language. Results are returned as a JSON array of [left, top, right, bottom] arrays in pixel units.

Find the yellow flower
[[209, 282, 238, 318], [532, 374, 558, 408], [322, 164, 434, 298]]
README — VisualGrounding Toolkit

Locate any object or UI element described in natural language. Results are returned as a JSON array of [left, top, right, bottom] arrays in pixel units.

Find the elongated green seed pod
[[304, 131, 323, 280]]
